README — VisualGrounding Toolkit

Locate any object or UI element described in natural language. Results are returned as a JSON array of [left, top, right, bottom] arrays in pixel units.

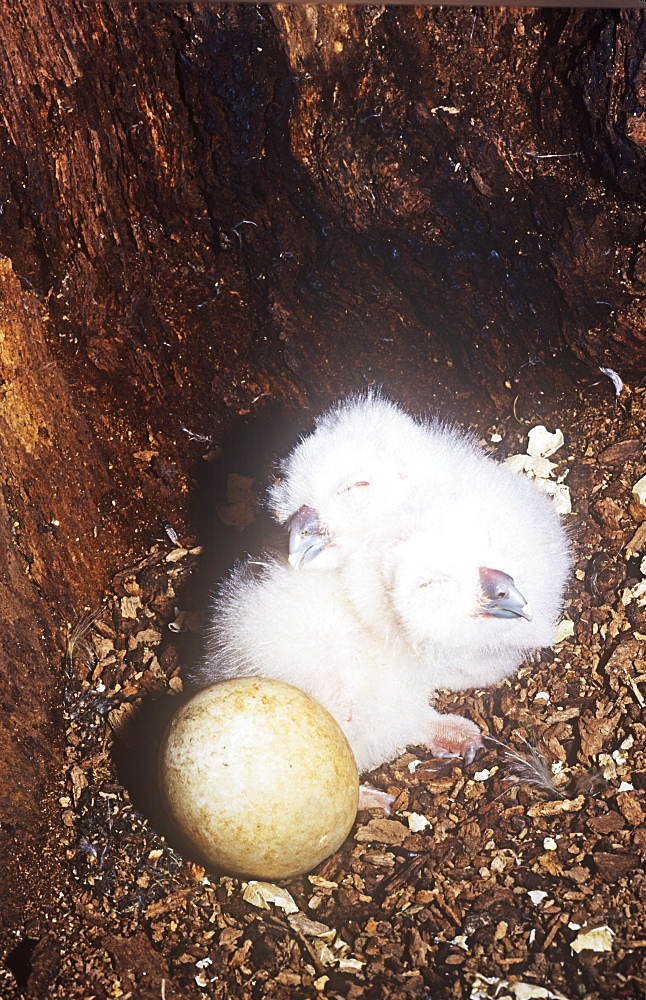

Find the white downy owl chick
[[339, 503, 567, 697], [196, 394, 570, 785], [337, 450, 570, 693], [196, 555, 483, 775], [267, 393, 438, 569]]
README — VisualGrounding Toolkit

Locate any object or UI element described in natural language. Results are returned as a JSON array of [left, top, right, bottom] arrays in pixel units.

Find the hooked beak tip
[[479, 566, 532, 621]]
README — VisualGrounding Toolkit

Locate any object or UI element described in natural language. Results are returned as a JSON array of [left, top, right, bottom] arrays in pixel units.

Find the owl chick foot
[[426, 713, 483, 765]]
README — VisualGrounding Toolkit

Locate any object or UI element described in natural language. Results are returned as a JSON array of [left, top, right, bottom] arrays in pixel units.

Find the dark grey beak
[[287, 505, 330, 568], [479, 566, 533, 621]]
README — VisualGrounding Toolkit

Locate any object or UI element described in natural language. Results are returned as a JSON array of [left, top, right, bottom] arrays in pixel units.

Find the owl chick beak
[[287, 505, 331, 567], [479, 566, 533, 621]]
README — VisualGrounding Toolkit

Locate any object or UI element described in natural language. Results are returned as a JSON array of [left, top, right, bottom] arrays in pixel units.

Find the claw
[[426, 713, 484, 763], [358, 783, 396, 814]]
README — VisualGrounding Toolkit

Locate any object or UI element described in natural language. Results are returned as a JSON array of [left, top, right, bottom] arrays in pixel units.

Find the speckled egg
[[159, 677, 359, 879]]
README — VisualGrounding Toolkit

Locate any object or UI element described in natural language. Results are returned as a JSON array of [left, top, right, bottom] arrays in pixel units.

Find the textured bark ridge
[[0, 259, 112, 927], [0, 0, 644, 982]]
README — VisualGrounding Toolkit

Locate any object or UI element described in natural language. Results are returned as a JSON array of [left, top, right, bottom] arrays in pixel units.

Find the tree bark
[[0, 0, 644, 942]]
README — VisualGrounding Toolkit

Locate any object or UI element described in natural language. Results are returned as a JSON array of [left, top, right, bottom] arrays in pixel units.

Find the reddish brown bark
[[0, 0, 645, 956]]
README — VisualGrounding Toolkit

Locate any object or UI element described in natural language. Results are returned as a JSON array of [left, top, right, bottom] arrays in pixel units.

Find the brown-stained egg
[[158, 677, 359, 880]]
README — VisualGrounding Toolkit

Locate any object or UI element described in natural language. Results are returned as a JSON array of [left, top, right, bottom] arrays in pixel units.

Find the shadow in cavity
[[115, 398, 318, 866], [111, 690, 206, 865], [5, 936, 37, 991], [181, 397, 312, 616]]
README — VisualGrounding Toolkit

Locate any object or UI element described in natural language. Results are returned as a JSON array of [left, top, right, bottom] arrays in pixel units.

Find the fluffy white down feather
[[336, 452, 570, 691], [269, 393, 570, 684], [199, 557, 482, 773], [196, 393, 570, 774], [267, 394, 444, 569]]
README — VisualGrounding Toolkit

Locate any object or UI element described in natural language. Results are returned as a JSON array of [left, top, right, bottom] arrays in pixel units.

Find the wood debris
[[2, 391, 646, 999]]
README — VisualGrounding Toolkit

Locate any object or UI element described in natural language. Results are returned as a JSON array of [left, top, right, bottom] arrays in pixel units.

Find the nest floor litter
[[2, 387, 645, 1000]]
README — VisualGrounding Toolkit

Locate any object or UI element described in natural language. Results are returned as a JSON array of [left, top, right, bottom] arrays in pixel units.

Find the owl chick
[[267, 393, 438, 569], [269, 392, 570, 687], [195, 555, 483, 774], [196, 393, 569, 782]]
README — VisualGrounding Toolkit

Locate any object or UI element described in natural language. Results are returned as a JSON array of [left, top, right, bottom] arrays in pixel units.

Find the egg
[[159, 677, 359, 880]]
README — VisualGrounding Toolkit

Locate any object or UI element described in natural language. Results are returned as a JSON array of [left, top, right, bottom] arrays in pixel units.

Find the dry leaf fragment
[[92, 636, 115, 661], [470, 974, 570, 999], [593, 852, 641, 882], [594, 497, 624, 530], [578, 713, 621, 757], [506, 454, 558, 479], [119, 596, 141, 619], [354, 818, 409, 845], [107, 702, 141, 741], [527, 796, 585, 817], [337, 957, 365, 972], [616, 791, 645, 826], [527, 425, 564, 459], [632, 474, 646, 506], [165, 547, 189, 563], [587, 811, 625, 834], [625, 522, 646, 558], [133, 628, 162, 645], [69, 764, 88, 805], [569, 924, 614, 953], [241, 881, 298, 913], [311, 938, 338, 966], [407, 812, 430, 832], [219, 927, 244, 949], [554, 620, 574, 642], [287, 913, 334, 939], [599, 438, 643, 465], [536, 479, 572, 514], [513, 986, 571, 1000]]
